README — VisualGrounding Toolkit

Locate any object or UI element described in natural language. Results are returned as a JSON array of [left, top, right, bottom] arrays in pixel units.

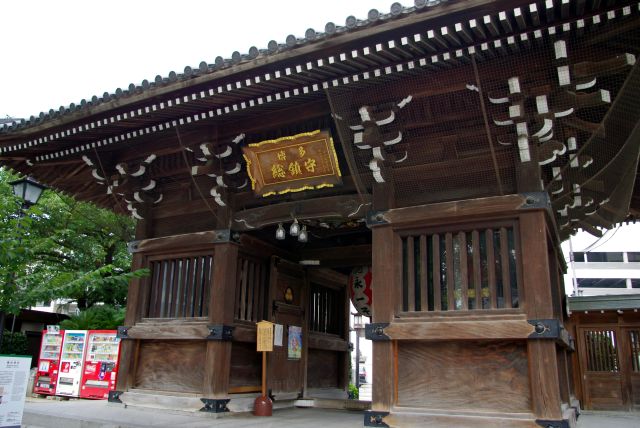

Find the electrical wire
[[580, 226, 620, 253]]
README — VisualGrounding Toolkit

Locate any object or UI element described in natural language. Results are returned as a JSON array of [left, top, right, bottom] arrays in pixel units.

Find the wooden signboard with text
[[242, 130, 342, 197], [256, 320, 274, 352]]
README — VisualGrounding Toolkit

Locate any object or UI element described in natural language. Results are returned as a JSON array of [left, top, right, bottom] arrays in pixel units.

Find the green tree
[[0, 167, 147, 316]]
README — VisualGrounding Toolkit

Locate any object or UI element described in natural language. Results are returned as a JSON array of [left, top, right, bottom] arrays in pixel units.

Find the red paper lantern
[[349, 266, 372, 317]]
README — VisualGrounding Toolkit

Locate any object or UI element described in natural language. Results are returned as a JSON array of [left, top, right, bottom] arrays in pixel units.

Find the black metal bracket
[[117, 326, 130, 339], [206, 324, 234, 341], [528, 319, 574, 351], [366, 210, 388, 227], [108, 390, 123, 403], [365, 323, 390, 341], [364, 410, 390, 427], [520, 192, 551, 209], [200, 398, 230, 413], [536, 419, 570, 428]]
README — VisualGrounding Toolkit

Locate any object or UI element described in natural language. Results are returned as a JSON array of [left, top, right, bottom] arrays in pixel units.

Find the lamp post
[[0, 177, 47, 352], [9, 176, 47, 210]]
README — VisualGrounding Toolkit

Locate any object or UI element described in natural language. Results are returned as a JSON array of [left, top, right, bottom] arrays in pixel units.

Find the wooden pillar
[[203, 240, 239, 397], [116, 206, 152, 392], [520, 210, 563, 420], [371, 225, 398, 411]]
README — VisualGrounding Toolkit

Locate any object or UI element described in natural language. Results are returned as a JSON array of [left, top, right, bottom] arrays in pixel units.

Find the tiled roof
[[0, 0, 440, 134]]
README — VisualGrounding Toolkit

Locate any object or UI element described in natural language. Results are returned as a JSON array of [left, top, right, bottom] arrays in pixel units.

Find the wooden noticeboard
[[242, 130, 342, 197], [256, 321, 274, 352]]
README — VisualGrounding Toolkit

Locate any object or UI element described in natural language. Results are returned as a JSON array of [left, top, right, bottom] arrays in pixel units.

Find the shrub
[[348, 383, 359, 400], [60, 305, 125, 330], [1, 331, 29, 355]]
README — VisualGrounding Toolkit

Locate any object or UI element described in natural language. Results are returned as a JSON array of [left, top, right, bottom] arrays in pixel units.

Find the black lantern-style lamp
[[9, 176, 47, 208], [0, 176, 47, 352]]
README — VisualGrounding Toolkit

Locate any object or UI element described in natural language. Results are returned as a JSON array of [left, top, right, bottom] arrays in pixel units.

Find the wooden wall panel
[[397, 341, 531, 413], [584, 373, 625, 410], [229, 341, 261, 389], [134, 340, 206, 393], [307, 349, 340, 389]]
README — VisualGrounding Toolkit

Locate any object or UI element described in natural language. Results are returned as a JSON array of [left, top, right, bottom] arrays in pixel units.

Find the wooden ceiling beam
[[300, 244, 372, 268]]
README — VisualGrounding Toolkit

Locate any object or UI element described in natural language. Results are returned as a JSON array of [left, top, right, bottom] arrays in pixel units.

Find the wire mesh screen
[[327, 60, 516, 207], [326, 6, 640, 238]]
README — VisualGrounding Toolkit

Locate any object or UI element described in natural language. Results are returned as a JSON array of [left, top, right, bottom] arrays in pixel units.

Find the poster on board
[[0, 355, 32, 428], [287, 326, 302, 360], [274, 324, 283, 347]]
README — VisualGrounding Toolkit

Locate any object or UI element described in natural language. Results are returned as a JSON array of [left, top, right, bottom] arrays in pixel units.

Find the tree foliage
[[0, 168, 146, 314], [60, 305, 126, 330]]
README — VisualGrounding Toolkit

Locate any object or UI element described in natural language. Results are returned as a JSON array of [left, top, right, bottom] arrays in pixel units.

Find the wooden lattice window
[[584, 330, 620, 372], [309, 283, 344, 335], [235, 254, 268, 322], [147, 253, 213, 318], [629, 330, 640, 373], [401, 223, 521, 312]]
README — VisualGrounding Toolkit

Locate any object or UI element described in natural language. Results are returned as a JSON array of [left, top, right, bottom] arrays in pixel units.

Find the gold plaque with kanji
[[242, 130, 342, 197], [256, 320, 274, 352]]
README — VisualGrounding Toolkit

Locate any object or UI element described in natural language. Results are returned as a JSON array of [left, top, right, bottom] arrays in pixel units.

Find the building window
[[585, 252, 624, 262], [572, 252, 585, 262], [631, 279, 640, 288], [577, 278, 627, 288], [627, 252, 640, 262]]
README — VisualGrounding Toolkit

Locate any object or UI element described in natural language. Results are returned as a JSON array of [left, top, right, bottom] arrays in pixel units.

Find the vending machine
[[55, 330, 88, 397], [33, 329, 64, 395], [80, 330, 121, 399]]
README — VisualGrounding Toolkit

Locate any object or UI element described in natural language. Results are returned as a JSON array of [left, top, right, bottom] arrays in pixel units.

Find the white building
[[562, 222, 640, 297], [30, 299, 79, 316]]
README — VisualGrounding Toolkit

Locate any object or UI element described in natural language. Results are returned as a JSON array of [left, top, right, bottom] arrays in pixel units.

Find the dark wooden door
[[267, 257, 305, 400], [577, 327, 626, 410]]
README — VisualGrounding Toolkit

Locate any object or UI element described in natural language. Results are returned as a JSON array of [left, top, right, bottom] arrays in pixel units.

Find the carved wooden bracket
[[82, 154, 162, 219], [190, 133, 247, 207], [335, 96, 412, 184]]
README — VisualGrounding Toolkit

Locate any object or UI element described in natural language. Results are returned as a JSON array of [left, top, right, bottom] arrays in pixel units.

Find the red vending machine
[[33, 328, 64, 395], [80, 330, 121, 399]]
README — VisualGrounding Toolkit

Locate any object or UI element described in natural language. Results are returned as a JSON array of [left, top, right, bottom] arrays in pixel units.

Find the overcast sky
[[1, 0, 397, 120]]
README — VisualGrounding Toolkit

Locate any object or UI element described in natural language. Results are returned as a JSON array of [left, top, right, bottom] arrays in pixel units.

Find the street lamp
[[9, 176, 47, 209], [0, 176, 47, 352]]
